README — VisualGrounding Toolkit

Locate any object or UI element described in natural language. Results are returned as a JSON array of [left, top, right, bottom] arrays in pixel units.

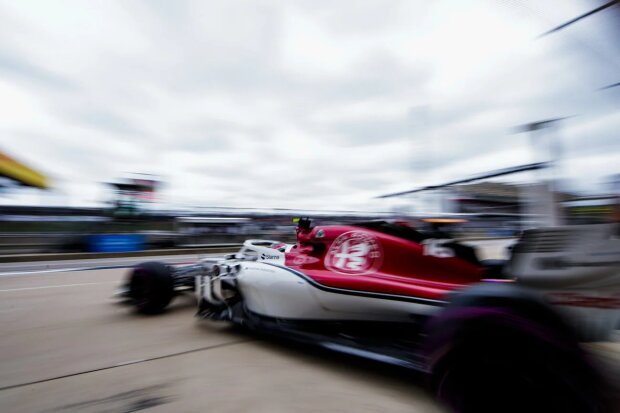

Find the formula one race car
[[117, 219, 619, 413]]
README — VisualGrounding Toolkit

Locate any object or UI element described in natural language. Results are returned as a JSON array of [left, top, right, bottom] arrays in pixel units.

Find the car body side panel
[[237, 262, 443, 321], [285, 225, 484, 301]]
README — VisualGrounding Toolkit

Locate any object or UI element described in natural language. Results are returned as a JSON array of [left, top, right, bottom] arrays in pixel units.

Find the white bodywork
[[236, 261, 440, 321], [234, 239, 289, 264], [196, 239, 440, 322], [196, 225, 620, 340]]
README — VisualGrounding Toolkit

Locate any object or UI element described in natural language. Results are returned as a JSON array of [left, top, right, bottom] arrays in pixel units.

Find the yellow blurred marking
[[0, 152, 48, 188]]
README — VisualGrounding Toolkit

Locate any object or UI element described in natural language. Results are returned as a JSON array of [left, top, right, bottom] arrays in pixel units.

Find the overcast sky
[[0, 0, 618, 211]]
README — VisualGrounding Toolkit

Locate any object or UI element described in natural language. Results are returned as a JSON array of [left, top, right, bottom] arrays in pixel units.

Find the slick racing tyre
[[431, 318, 609, 413], [426, 284, 611, 413], [128, 262, 174, 314]]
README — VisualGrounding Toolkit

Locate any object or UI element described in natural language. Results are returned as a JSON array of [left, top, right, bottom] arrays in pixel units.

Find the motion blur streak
[[0, 0, 618, 412]]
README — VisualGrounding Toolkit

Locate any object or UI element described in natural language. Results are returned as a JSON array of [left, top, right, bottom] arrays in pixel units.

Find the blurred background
[[0, 0, 618, 251], [0, 2, 619, 413]]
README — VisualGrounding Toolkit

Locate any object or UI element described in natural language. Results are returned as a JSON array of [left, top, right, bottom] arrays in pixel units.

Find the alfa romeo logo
[[325, 231, 382, 274]]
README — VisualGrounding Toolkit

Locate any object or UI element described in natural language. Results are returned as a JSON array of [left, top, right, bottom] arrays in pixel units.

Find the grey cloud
[[0, 0, 617, 209], [301, 117, 410, 148], [291, 0, 422, 35], [67, 109, 145, 137], [173, 119, 265, 152], [6, 130, 112, 181], [0, 50, 76, 91], [182, 134, 234, 152]]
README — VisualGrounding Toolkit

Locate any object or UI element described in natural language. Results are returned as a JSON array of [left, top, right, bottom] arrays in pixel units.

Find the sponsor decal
[[325, 231, 382, 275], [260, 253, 281, 260], [547, 292, 620, 309], [248, 267, 275, 273], [421, 239, 455, 258], [536, 257, 620, 270], [293, 255, 309, 265]]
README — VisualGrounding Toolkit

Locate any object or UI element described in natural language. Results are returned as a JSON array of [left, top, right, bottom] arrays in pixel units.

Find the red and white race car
[[118, 219, 619, 412]]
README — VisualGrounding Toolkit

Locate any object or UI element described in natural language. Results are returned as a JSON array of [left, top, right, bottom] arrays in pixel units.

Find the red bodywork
[[285, 224, 484, 301]]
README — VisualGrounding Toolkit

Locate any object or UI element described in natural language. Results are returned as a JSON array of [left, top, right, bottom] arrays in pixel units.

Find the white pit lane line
[[0, 253, 223, 278], [0, 267, 128, 278], [0, 261, 196, 278], [0, 281, 114, 293]]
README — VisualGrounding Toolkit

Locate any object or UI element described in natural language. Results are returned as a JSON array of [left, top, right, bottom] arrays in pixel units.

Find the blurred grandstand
[[1, 182, 618, 254], [1, 149, 618, 255]]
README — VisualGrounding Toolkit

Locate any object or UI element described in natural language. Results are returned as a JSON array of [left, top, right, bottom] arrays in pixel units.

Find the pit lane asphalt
[[1, 245, 618, 412], [0, 265, 444, 413]]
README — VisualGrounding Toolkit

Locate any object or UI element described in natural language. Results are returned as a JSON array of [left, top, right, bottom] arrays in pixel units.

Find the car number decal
[[325, 231, 382, 275]]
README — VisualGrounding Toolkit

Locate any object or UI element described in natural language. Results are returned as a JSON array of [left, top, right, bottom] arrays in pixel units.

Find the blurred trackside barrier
[[0, 245, 241, 263]]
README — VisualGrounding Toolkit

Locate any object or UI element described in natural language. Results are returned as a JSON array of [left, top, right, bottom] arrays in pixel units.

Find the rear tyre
[[426, 284, 611, 413], [432, 320, 609, 413], [128, 262, 174, 314]]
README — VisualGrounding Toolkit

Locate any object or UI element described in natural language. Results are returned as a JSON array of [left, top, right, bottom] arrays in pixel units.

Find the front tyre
[[128, 262, 174, 314]]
